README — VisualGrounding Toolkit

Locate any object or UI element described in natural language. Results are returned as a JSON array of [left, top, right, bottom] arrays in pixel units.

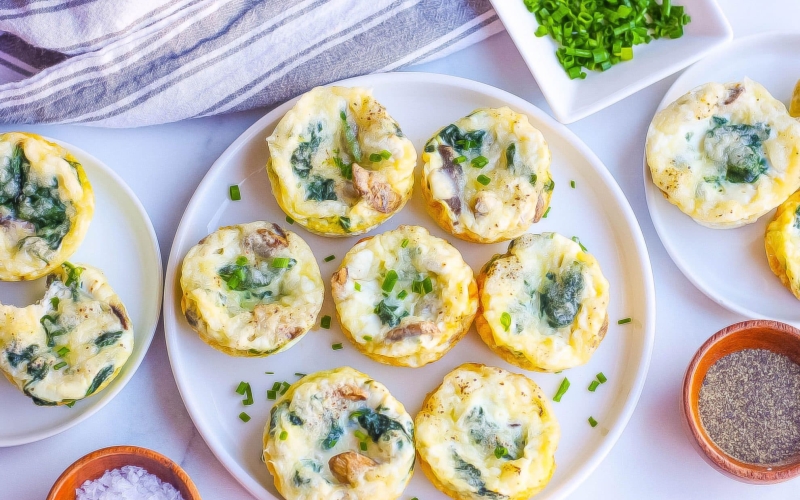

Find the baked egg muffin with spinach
[[0, 263, 133, 406], [331, 225, 477, 367], [263, 366, 415, 500], [267, 86, 416, 237], [646, 78, 800, 228], [765, 190, 800, 301], [415, 363, 559, 500], [180, 221, 323, 357], [0, 132, 94, 280], [476, 232, 609, 372], [420, 107, 553, 243]]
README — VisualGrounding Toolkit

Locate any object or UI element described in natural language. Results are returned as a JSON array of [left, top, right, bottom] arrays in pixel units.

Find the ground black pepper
[[698, 348, 800, 465]]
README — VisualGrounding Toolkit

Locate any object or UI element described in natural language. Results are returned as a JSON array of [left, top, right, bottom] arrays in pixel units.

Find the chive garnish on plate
[[239, 412, 251, 422], [229, 185, 241, 201], [597, 372, 608, 383], [618, 317, 632, 325], [382, 270, 398, 292], [553, 377, 570, 402], [588, 416, 598, 428], [321, 315, 332, 329], [332, 343, 343, 351], [324, 255, 335, 262]]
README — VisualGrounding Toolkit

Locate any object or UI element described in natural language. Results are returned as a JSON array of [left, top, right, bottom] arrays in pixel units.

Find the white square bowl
[[490, 0, 733, 123]]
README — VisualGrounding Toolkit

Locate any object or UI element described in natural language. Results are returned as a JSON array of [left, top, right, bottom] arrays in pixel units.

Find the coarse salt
[[76, 465, 184, 500]]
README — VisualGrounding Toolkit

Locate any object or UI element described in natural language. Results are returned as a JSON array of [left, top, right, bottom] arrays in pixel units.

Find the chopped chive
[[369, 153, 383, 162], [382, 270, 399, 292], [267, 390, 277, 400], [53, 361, 67, 370], [354, 282, 361, 291], [271, 382, 281, 392], [359, 441, 368, 451], [279, 381, 290, 395], [597, 372, 608, 383], [401, 238, 409, 248], [50, 297, 59, 309], [454, 155, 467, 164], [553, 377, 570, 402], [239, 412, 251, 422], [66, 400, 76, 408], [235, 256, 248, 266], [471, 155, 489, 168], [494, 445, 508, 459], [285, 215, 294, 225], [265, 371, 274, 374], [243, 388, 254, 406], [570, 180, 576, 188], [572, 236, 588, 252], [618, 318, 632, 325], [354, 430, 368, 441], [588, 380, 600, 392], [271, 257, 292, 268], [57, 346, 70, 357], [588, 416, 598, 428], [229, 185, 241, 201], [279, 430, 288, 440], [295, 373, 306, 377], [321, 315, 332, 329], [380, 149, 391, 159], [422, 277, 433, 294], [542, 206, 551, 218], [476, 174, 491, 186], [332, 343, 343, 351], [324, 255, 335, 262], [500, 312, 512, 332], [397, 290, 408, 300], [363, 335, 373, 341], [236, 381, 248, 395]]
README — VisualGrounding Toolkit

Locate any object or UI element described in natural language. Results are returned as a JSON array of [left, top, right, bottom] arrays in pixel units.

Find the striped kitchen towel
[[0, 0, 501, 127]]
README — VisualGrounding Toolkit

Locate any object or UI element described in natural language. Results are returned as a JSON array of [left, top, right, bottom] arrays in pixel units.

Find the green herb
[[239, 412, 251, 422], [354, 282, 361, 291], [7, 346, 36, 368], [280, 430, 288, 440], [280, 381, 290, 395], [374, 299, 408, 327], [544, 179, 555, 192], [588, 380, 600, 392], [506, 143, 516, 169], [350, 407, 409, 442], [305, 175, 337, 202], [363, 335, 373, 342], [285, 216, 294, 225], [229, 185, 241, 201], [322, 422, 343, 449], [40, 315, 67, 348], [588, 416, 598, 428], [265, 371, 274, 374], [570, 180, 576, 188], [401, 238, 409, 248], [500, 312, 512, 332], [291, 124, 322, 178], [422, 277, 433, 294], [267, 390, 277, 400], [295, 372, 306, 377], [471, 155, 489, 168], [397, 290, 408, 300], [53, 361, 67, 370], [340, 111, 362, 162], [86, 365, 114, 396], [597, 372, 608, 383], [338, 216, 351, 232], [553, 377, 570, 402], [333, 157, 353, 180], [332, 343, 343, 350], [382, 270, 399, 292], [359, 441, 368, 451], [324, 255, 335, 262], [321, 316, 332, 329], [452, 453, 502, 499], [95, 331, 123, 348], [369, 150, 392, 162], [477, 174, 491, 186], [618, 318, 632, 325], [454, 155, 467, 164], [50, 297, 59, 310], [541, 263, 585, 328], [271, 382, 281, 392], [438, 125, 486, 155], [354, 430, 368, 441], [65, 400, 76, 408], [572, 236, 588, 252], [271, 257, 293, 268], [236, 381, 248, 395], [56, 346, 69, 357], [63, 262, 84, 288], [494, 445, 509, 459], [243, 385, 254, 406], [704, 118, 770, 184], [542, 206, 551, 218]]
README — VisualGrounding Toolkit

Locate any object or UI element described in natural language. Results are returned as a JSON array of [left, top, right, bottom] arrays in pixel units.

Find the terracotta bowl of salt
[[682, 319, 800, 484], [47, 445, 201, 499]]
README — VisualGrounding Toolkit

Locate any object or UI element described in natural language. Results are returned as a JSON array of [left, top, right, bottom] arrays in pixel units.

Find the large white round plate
[[0, 138, 163, 446], [644, 33, 800, 325], [164, 72, 654, 500]]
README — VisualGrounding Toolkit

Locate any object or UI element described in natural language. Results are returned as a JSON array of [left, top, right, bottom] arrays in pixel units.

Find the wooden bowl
[[681, 319, 800, 484], [47, 445, 201, 499]]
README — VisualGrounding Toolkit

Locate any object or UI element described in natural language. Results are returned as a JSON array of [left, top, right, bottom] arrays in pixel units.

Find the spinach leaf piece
[[794, 205, 800, 230], [340, 111, 362, 162], [374, 299, 408, 328], [540, 263, 585, 329], [40, 315, 67, 347], [24, 388, 57, 406], [351, 407, 409, 442], [269, 401, 289, 434], [333, 157, 352, 180], [453, 453, 506, 499], [86, 365, 114, 396], [26, 356, 48, 382], [321, 421, 343, 449], [438, 125, 486, 155], [705, 117, 771, 184], [288, 411, 304, 426], [505, 143, 516, 170], [305, 176, 337, 202], [291, 124, 322, 178], [95, 330, 123, 348], [6, 344, 37, 368], [218, 263, 276, 292]]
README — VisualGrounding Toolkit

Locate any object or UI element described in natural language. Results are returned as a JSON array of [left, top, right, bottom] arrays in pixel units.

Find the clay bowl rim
[[682, 319, 800, 484], [47, 445, 201, 500]]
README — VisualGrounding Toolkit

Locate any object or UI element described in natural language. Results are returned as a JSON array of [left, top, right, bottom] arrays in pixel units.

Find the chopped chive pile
[[542, 206, 552, 218], [618, 317, 632, 325], [524, 0, 692, 79], [401, 238, 410, 248], [597, 372, 607, 383], [285, 215, 294, 225], [553, 377, 570, 402], [471, 155, 489, 168], [382, 270, 399, 292], [324, 255, 335, 262], [588, 380, 600, 392], [332, 343, 344, 351], [476, 174, 491, 186], [321, 316, 332, 329], [500, 312, 512, 332], [572, 236, 588, 252], [239, 412, 251, 422], [363, 335, 373, 341], [588, 416, 598, 428], [229, 185, 241, 201]]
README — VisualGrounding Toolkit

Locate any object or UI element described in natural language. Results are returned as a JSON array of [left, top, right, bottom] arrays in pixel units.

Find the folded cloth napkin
[[0, 0, 501, 127]]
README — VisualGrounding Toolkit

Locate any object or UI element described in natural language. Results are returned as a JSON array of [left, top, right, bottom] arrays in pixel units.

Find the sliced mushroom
[[724, 84, 744, 105], [435, 145, 463, 216], [385, 321, 439, 342], [253, 303, 303, 342], [243, 223, 288, 259], [335, 384, 368, 401], [351, 163, 401, 214], [532, 193, 546, 222], [473, 190, 501, 216], [111, 304, 130, 330], [331, 267, 348, 296], [329, 451, 377, 486], [0, 217, 34, 232]]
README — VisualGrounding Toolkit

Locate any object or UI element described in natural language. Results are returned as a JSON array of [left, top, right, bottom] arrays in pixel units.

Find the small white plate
[[490, 0, 732, 123], [0, 139, 163, 446], [644, 32, 800, 325], [163, 72, 655, 500]]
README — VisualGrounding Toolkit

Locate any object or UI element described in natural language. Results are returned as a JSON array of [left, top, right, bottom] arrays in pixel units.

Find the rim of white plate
[[643, 32, 800, 325], [163, 71, 656, 499], [0, 137, 163, 447]]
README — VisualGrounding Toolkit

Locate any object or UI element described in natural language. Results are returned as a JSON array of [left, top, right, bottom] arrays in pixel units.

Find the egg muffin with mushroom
[[0, 263, 133, 406], [331, 225, 477, 367], [180, 221, 324, 357], [647, 78, 800, 228], [263, 366, 415, 500], [416, 363, 559, 500], [420, 107, 553, 243], [765, 190, 800, 300], [267, 86, 416, 237], [0, 132, 94, 280], [476, 232, 609, 372]]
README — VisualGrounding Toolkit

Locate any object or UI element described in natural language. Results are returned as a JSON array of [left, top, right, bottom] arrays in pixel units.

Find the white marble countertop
[[2, 1, 799, 498]]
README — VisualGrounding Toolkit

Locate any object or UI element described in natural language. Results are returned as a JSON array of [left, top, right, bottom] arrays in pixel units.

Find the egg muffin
[[263, 367, 415, 500], [267, 86, 416, 237], [476, 232, 609, 372], [0, 132, 94, 280], [416, 363, 559, 500], [0, 263, 133, 406], [331, 225, 477, 367], [646, 78, 800, 228], [765, 190, 800, 300], [180, 221, 324, 357], [420, 107, 553, 244]]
